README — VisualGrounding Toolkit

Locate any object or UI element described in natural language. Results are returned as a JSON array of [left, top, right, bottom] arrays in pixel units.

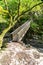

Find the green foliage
[[30, 12, 43, 35], [7, 0, 18, 16], [0, 22, 9, 34], [30, 22, 39, 33], [0, 0, 43, 48]]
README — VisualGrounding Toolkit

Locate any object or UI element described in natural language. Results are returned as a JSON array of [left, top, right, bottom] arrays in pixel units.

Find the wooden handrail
[[11, 20, 32, 42]]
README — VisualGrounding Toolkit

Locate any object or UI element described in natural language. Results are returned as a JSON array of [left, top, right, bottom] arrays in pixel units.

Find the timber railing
[[11, 20, 32, 42]]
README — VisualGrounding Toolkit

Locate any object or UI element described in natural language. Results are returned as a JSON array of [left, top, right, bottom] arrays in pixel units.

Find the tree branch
[[18, 0, 20, 17], [3, 0, 8, 10], [15, 2, 43, 20]]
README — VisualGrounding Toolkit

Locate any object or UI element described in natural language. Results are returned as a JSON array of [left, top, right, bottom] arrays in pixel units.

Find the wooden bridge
[[11, 20, 32, 42], [4, 20, 32, 42]]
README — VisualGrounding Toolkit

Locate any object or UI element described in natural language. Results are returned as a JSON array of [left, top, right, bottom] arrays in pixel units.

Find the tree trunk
[[0, 25, 11, 48], [0, 37, 3, 48], [0, 20, 17, 48]]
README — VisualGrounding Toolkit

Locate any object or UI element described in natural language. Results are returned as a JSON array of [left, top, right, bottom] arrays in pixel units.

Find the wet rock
[[0, 42, 43, 65], [33, 51, 40, 59]]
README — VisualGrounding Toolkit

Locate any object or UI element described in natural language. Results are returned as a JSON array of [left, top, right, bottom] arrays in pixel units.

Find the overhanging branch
[[15, 2, 43, 20], [18, 0, 20, 17], [4, 0, 8, 10]]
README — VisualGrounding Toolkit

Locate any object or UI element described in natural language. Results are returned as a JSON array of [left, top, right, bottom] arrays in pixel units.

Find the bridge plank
[[12, 20, 32, 42]]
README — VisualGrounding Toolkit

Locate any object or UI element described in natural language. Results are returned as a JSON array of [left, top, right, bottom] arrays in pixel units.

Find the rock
[[0, 42, 43, 65]]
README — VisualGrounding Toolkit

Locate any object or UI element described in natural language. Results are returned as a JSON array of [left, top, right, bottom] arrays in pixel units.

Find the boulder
[[0, 42, 43, 65]]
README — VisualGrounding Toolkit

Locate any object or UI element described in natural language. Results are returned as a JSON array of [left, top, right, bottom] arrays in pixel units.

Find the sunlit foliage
[[0, 0, 43, 48]]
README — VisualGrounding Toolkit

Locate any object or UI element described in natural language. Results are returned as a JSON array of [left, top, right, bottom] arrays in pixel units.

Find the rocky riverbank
[[0, 42, 43, 65]]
